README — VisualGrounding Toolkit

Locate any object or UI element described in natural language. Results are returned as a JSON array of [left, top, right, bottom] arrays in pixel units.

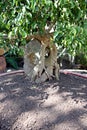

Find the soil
[[0, 72, 87, 130]]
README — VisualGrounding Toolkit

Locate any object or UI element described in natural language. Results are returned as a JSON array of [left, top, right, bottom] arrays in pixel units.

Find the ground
[[0, 72, 87, 130]]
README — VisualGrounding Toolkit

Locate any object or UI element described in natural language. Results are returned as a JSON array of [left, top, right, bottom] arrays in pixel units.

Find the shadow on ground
[[59, 73, 87, 103], [0, 72, 87, 130]]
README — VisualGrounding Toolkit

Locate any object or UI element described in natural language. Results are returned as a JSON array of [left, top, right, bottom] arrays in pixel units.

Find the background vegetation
[[0, 0, 87, 68]]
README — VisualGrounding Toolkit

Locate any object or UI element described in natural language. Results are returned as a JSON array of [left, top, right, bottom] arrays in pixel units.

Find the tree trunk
[[24, 35, 59, 83]]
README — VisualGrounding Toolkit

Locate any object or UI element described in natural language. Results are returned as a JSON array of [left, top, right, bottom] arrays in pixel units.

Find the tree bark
[[24, 35, 59, 83]]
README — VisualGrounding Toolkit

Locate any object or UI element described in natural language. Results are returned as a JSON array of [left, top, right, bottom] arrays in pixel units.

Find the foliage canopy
[[0, 0, 87, 57]]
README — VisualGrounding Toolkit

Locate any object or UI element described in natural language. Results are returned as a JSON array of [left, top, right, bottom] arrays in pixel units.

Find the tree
[[0, 0, 87, 82]]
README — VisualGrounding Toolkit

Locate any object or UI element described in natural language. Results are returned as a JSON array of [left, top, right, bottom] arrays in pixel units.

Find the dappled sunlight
[[11, 86, 87, 130], [0, 98, 21, 117], [14, 106, 87, 130], [10, 87, 23, 97], [59, 73, 87, 103], [12, 103, 59, 130], [54, 121, 81, 130], [0, 92, 7, 101], [0, 73, 87, 129], [0, 78, 13, 85], [79, 113, 87, 127], [0, 0, 87, 129], [51, 108, 87, 130], [4, 81, 16, 86]]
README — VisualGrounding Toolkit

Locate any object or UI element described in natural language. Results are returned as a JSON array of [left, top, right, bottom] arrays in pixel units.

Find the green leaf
[[6, 57, 19, 69], [26, 0, 30, 5], [19, 29, 27, 38]]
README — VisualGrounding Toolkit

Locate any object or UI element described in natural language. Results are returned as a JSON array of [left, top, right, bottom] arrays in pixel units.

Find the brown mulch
[[0, 72, 87, 130]]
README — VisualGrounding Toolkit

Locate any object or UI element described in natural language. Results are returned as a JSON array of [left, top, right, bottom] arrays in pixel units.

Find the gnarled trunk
[[24, 35, 59, 83]]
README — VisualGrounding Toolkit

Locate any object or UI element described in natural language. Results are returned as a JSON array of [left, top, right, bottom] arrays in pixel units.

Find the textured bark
[[24, 35, 59, 83]]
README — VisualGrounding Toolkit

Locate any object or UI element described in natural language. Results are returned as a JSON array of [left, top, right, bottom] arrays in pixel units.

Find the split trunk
[[24, 34, 59, 83]]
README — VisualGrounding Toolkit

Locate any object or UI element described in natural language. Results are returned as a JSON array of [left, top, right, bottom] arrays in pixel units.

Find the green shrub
[[0, 0, 87, 67]]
